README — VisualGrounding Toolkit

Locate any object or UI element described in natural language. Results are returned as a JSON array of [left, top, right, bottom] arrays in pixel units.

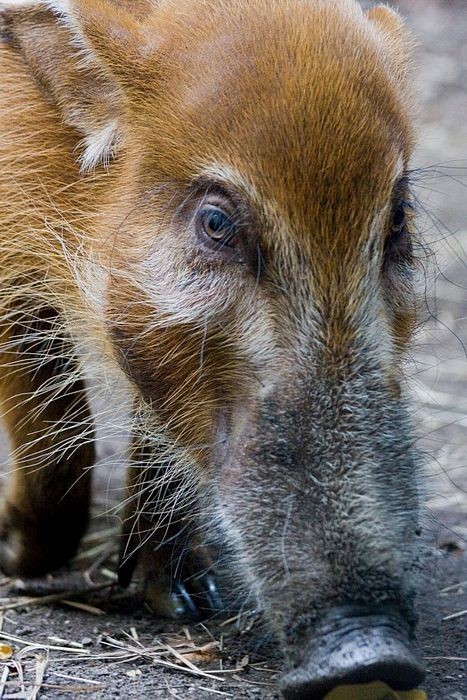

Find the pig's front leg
[[0, 309, 94, 577], [117, 437, 222, 619]]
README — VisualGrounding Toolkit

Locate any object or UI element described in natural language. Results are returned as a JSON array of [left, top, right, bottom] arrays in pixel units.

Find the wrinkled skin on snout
[[0, 0, 425, 696]]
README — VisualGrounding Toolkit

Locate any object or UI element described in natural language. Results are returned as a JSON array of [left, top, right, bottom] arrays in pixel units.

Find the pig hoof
[[196, 573, 224, 613], [144, 571, 223, 619], [118, 536, 224, 619], [144, 574, 199, 618]]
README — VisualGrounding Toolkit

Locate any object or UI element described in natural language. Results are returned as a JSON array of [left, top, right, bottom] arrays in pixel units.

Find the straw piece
[[443, 608, 467, 621], [0, 666, 9, 700]]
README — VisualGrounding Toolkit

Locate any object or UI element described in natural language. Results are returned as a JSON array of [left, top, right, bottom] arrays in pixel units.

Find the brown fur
[[0, 0, 420, 637]]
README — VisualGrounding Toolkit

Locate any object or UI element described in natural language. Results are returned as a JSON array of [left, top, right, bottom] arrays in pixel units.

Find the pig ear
[[46, 0, 155, 73], [366, 5, 415, 85], [0, 0, 152, 171]]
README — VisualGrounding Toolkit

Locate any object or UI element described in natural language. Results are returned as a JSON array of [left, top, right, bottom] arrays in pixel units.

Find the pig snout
[[281, 604, 425, 699], [216, 374, 425, 698]]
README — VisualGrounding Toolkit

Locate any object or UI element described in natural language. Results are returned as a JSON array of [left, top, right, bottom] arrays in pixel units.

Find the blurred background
[[384, 2, 467, 695], [393, 0, 467, 564]]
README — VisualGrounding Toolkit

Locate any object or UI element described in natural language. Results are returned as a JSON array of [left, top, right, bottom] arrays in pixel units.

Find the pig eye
[[198, 206, 237, 248], [391, 202, 407, 235], [191, 191, 257, 267], [384, 198, 413, 264]]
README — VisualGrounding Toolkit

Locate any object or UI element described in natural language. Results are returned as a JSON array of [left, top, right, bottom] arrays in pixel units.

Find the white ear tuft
[[45, 0, 87, 47], [45, 0, 72, 15], [78, 118, 121, 173], [2, 1, 125, 172]]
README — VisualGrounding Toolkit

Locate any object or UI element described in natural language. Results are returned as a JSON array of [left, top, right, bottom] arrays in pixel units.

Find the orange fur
[[0, 0, 418, 617]]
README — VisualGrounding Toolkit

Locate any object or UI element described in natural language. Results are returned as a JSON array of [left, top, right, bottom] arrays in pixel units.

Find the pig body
[[0, 0, 425, 696]]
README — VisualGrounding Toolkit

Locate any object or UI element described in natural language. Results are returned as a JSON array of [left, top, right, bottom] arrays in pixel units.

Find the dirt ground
[[0, 1, 466, 698]]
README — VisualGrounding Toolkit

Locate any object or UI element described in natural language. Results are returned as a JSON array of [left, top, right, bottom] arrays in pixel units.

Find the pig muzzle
[[281, 604, 425, 699]]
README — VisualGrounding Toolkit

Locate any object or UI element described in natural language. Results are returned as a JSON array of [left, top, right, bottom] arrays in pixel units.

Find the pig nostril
[[280, 607, 425, 699]]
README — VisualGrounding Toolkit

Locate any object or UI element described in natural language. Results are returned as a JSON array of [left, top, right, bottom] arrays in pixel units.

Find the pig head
[[0, 0, 425, 696]]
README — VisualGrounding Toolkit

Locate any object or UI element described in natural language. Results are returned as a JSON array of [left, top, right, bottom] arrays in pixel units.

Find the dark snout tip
[[281, 607, 425, 699]]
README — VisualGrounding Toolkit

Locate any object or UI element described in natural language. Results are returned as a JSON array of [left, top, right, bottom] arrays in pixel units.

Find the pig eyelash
[[383, 178, 416, 267], [392, 196, 413, 233]]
